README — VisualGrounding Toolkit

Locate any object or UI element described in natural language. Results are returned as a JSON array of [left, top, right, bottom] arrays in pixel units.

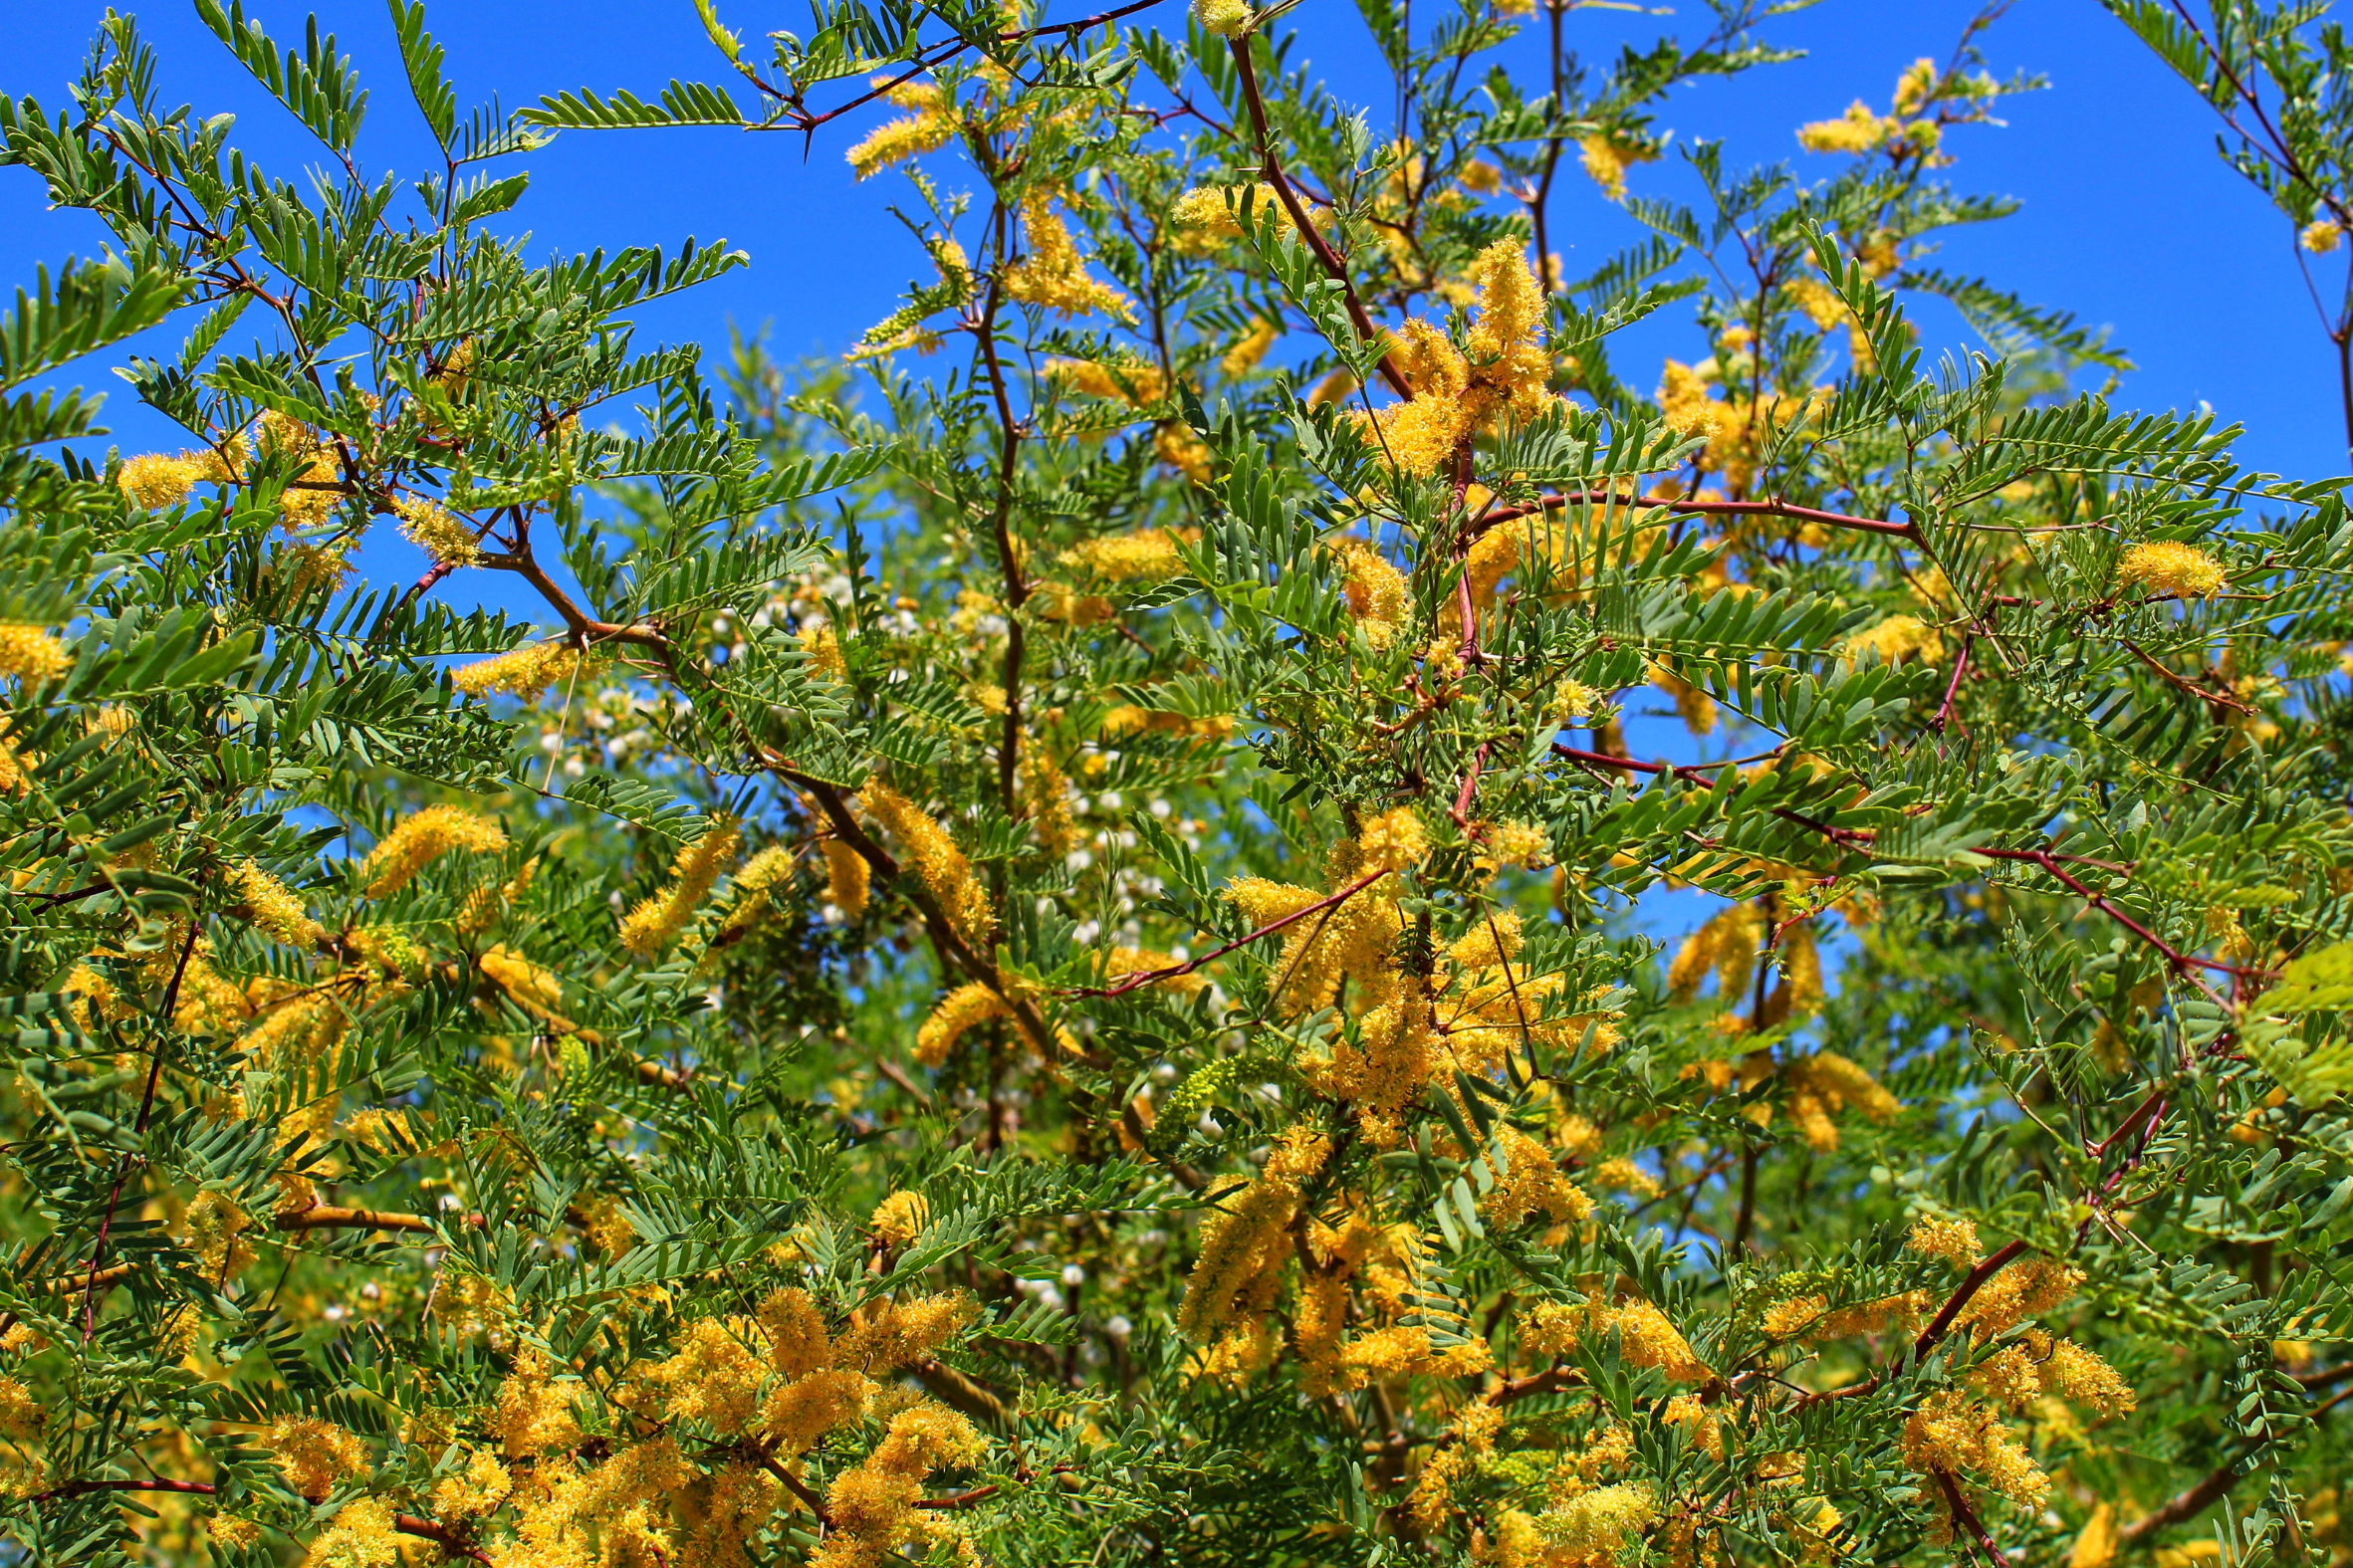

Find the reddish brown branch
[[1477, 489, 1919, 542], [1226, 39, 1412, 399], [1911, 1239, 2028, 1362], [1935, 1468, 2005, 1567]]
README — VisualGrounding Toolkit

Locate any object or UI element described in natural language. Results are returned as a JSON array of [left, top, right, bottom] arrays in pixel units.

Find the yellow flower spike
[[1177, 1127, 1330, 1343], [1059, 526, 1196, 582], [1907, 1214, 1981, 1267], [2117, 540, 2228, 598], [1048, 356, 1168, 408], [392, 493, 480, 567], [229, 859, 323, 947], [2302, 218, 2344, 254], [1330, 538, 1409, 647], [870, 1190, 929, 1246], [359, 804, 508, 898], [0, 624, 70, 686], [1003, 192, 1136, 323], [1797, 101, 1896, 154], [1222, 317, 1281, 377], [117, 451, 203, 510], [263, 1416, 369, 1501], [449, 641, 602, 700], [1193, 0, 1254, 38], [619, 818, 743, 958], [1578, 135, 1655, 199], [862, 778, 994, 948], [821, 838, 870, 920], [2071, 1503, 2118, 1568]]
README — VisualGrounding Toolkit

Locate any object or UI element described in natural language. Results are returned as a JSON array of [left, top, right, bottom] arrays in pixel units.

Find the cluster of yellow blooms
[[619, 818, 743, 958], [1058, 526, 1196, 583], [845, 78, 957, 180], [360, 804, 509, 898], [1003, 192, 1135, 323], [1364, 241, 1557, 476], [2116, 540, 2228, 599], [861, 778, 994, 949], [450, 640, 604, 699], [394, 492, 481, 566]]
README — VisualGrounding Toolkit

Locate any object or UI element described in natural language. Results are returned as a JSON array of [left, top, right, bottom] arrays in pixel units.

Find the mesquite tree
[[0, 1, 2349, 1565]]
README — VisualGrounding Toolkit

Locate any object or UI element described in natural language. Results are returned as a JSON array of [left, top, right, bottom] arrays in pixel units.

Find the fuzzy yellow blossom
[[1004, 192, 1136, 322], [1667, 901, 1766, 1005], [1650, 659, 1717, 736], [256, 411, 344, 530], [1901, 1389, 2048, 1511], [491, 1349, 583, 1456], [871, 1190, 930, 1246], [117, 451, 205, 509], [392, 494, 479, 567], [225, 859, 322, 948], [1223, 317, 1281, 377], [1060, 527, 1195, 582], [1179, 1127, 1329, 1344], [1763, 1293, 1829, 1339], [2042, 1335, 2137, 1417], [1331, 538, 1409, 647], [619, 818, 742, 958], [1193, 0, 1254, 38], [1591, 1156, 1662, 1200], [1578, 135, 1654, 199], [1156, 422, 1214, 484], [360, 804, 508, 897], [431, 1449, 512, 1518], [0, 625, 69, 687], [2071, 1503, 2118, 1568], [266, 1416, 370, 1500], [302, 1494, 399, 1568], [1306, 367, 1358, 407], [812, 1403, 987, 1568], [2117, 540, 2227, 598], [1051, 356, 1167, 407], [448, 640, 600, 700], [802, 620, 849, 682], [915, 980, 1011, 1066], [822, 838, 870, 920], [1364, 241, 1556, 476], [1167, 182, 1300, 253], [183, 1189, 256, 1281], [2303, 219, 2344, 254], [1845, 612, 1942, 667], [1482, 1124, 1593, 1229], [1798, 101, 1895, 154], [206, 1515, 261, 1551], [1908, 1214, 1982, 1268], [1539, 1481, 1659, 1561], [1519, 1295, 1708, 1381], [846, 79, 955, 179], [862, 779, 994, 947], [480, 944, 565, 1016], [1784, 1049, 1897, 1151]]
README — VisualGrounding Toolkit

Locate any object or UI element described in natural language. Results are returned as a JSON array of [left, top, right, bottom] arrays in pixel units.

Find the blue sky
[[2, 0, 2341, 602]]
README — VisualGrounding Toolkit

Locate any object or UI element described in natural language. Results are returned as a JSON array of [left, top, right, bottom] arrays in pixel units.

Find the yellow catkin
[[822, 839, 870, 921], [1907, 1214, 1981, 1267], [862, 779, 994, 948], [0, 625, 70, 686], [1168, 183, 1303, 254], [2117, 541, 2227, 598], [1178, 1128, 1329, 1344], [1194, 0, 1253, 37], [619, 819, 742, 958], [265, 1417, 370, 1501], [118, 451, 203, 509], [1331, 539, 1409, 647], [1845, 612, 1943, 667], [2302, 219, 2344, 255], [1901, 1389, 2048, 1511], [360, 805, 508, 897], [449, 642, 600, 700], [846, 78, 954, 179], [915, 981, 1009, 1066], [302, 1494, 399, 1567], [231, 860, 323, 947], [1798, 101, 1894, 154], [1059, 527, 1194, 582], [393, 494, 480, 567], [1360, 242, 1555, 478], [1578, 135, 1655, 199], [870, 1191, 929, 1246], [1222, 318, 1282, 377], [2071, 1503, 2117, 1568], [1003, 192, 1136, 322], [1050, 356, 1167, 407]]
